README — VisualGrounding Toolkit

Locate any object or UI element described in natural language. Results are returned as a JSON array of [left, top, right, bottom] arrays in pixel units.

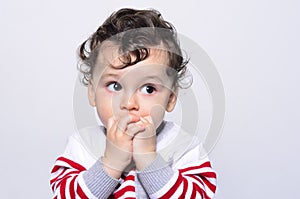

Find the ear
[[166, 87, 178, 112], [88, 81, 96, 107]]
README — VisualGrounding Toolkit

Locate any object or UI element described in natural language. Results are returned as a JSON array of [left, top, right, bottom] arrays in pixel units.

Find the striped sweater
[[50, 121, 217, 198]]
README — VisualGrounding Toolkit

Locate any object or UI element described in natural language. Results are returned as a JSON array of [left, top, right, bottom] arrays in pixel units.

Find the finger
[[125, 123, 145, 138], [116, 114, 140, 133], [140, 116, 153, 127], [135, 116, 156, 139], [106, 117, 117, 137], [107, 117, 116, 129]]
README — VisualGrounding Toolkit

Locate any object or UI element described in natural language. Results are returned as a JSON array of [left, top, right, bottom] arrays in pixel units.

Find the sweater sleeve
[[138, 147, 217, 199], [50, 156, 119, 199], [50, 133, 120, 199]]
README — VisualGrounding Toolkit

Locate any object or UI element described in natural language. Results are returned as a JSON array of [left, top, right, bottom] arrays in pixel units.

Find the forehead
[[92, 41, 174, 83], [96, 41, 170, 68]]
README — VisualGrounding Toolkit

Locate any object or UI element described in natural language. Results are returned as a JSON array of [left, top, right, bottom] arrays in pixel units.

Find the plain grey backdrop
[[1, 0, 299, 198]]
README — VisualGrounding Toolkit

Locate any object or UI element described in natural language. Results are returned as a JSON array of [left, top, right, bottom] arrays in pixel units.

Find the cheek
[[139, 98, 168, 127], [149, 105, 166, 128], [95, 95, 113, 127], [96, 105, 111, 127]]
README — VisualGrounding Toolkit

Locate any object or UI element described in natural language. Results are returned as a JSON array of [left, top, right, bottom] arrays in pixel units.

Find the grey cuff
[[83, 160, 119, 198], [137, 155, 174, 195]]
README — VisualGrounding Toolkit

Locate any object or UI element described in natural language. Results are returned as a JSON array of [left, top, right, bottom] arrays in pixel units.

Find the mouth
[[116, 112, 141, 121]]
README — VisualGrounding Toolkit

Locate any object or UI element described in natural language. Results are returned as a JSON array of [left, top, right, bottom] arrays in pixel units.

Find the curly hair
[[78, 8, 190, 87]]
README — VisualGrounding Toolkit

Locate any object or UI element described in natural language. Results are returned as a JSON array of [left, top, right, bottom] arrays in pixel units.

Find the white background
[[1, 0, 299, 198]]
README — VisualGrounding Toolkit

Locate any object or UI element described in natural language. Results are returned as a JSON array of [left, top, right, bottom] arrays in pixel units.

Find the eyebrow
[[100, 73, 166, 85], [100, 73, 119, 79], [142, 76, 164, 84]]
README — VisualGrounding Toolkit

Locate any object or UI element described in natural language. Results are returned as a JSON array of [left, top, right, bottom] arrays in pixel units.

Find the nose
[[120, 92, 139, 111]]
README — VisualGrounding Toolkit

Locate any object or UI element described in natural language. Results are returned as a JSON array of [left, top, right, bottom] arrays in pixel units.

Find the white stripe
[[186, 175, 214, 198], [185, 178, 193, 198], [55, 160, 73, 168], [205, 176, 217, 185], [51, 168, 71, 193], [64, 175, 71, 199], [50, 167, 65, 179], [116, 178, 135, 190], [53, 168, 78, 188], [186, 175, 206, 192], [169, 182, 184, 198], [119, 191, 136, 198], [180, 167, 214, 175], [195, 191, 203, 199], [53, 188, 61, 199]]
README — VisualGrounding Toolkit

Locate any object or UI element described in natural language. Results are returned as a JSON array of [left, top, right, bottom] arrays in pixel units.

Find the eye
[[107, 82, 122, 92], [141, 85, 156, 94]]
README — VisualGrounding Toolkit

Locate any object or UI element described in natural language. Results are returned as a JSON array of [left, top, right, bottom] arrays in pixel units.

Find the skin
[[88, 43, 178, 179]]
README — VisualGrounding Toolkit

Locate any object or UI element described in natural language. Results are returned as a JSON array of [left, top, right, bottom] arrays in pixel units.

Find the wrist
[[101, 156, 128, 179], [133, 152, 157, 171]]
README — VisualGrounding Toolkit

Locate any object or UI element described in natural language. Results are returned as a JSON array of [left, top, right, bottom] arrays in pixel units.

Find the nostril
[[119, 92, 139, 110]]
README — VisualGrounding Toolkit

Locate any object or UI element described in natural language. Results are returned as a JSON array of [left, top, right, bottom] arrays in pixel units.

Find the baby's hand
[[132, 116, 157, 170], [102, 115, 145, 178]]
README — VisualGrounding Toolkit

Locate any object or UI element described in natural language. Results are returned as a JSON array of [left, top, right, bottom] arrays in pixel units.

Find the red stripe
[[199, 174, 216, 193], [77, 184, 89, 199], [51, 169, 69, 192], [179, 161, 211, 173], [51, 165, 62, 173], [124, 174, 135, 181], [57, 157, 86, 171], [199, 171, 217, 179], [195, 182, 211, 199], [190, 182, 196, 199], [185, 174, 214, 199], [50, 157, 86, 192], [178, 161, 216, 197], [114, 174, 135, 198], [193, 182, 204, 199], [187, 173, 216, 193], [114, 185, 135, 198], [59, 176, 71, 199], [57, 170, 81, 182], [55, 172, 76, 194], [159, 173, 183, 199], [55, 179, 64, 192], [186, 174, 205, 188], [178, 177, 188, 199], [51, 170, 80, 191], [189, 177, 212, 199], [50, 168, 67, 186], [69, 176, 76, 199]]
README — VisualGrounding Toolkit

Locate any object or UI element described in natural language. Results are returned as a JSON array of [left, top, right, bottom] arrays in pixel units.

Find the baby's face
[[88, 45, 177, 128]]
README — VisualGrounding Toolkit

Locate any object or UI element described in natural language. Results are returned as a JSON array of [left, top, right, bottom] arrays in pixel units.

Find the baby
[[50, 8, 217, 198]]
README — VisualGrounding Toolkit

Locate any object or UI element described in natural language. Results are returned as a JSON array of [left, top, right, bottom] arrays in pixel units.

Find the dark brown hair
[[78, 8, 189, 87]]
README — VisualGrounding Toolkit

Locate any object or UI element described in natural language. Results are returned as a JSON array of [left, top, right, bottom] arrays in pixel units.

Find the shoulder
[[60, 125, 106, 169], [157, 121, 204, 166]]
